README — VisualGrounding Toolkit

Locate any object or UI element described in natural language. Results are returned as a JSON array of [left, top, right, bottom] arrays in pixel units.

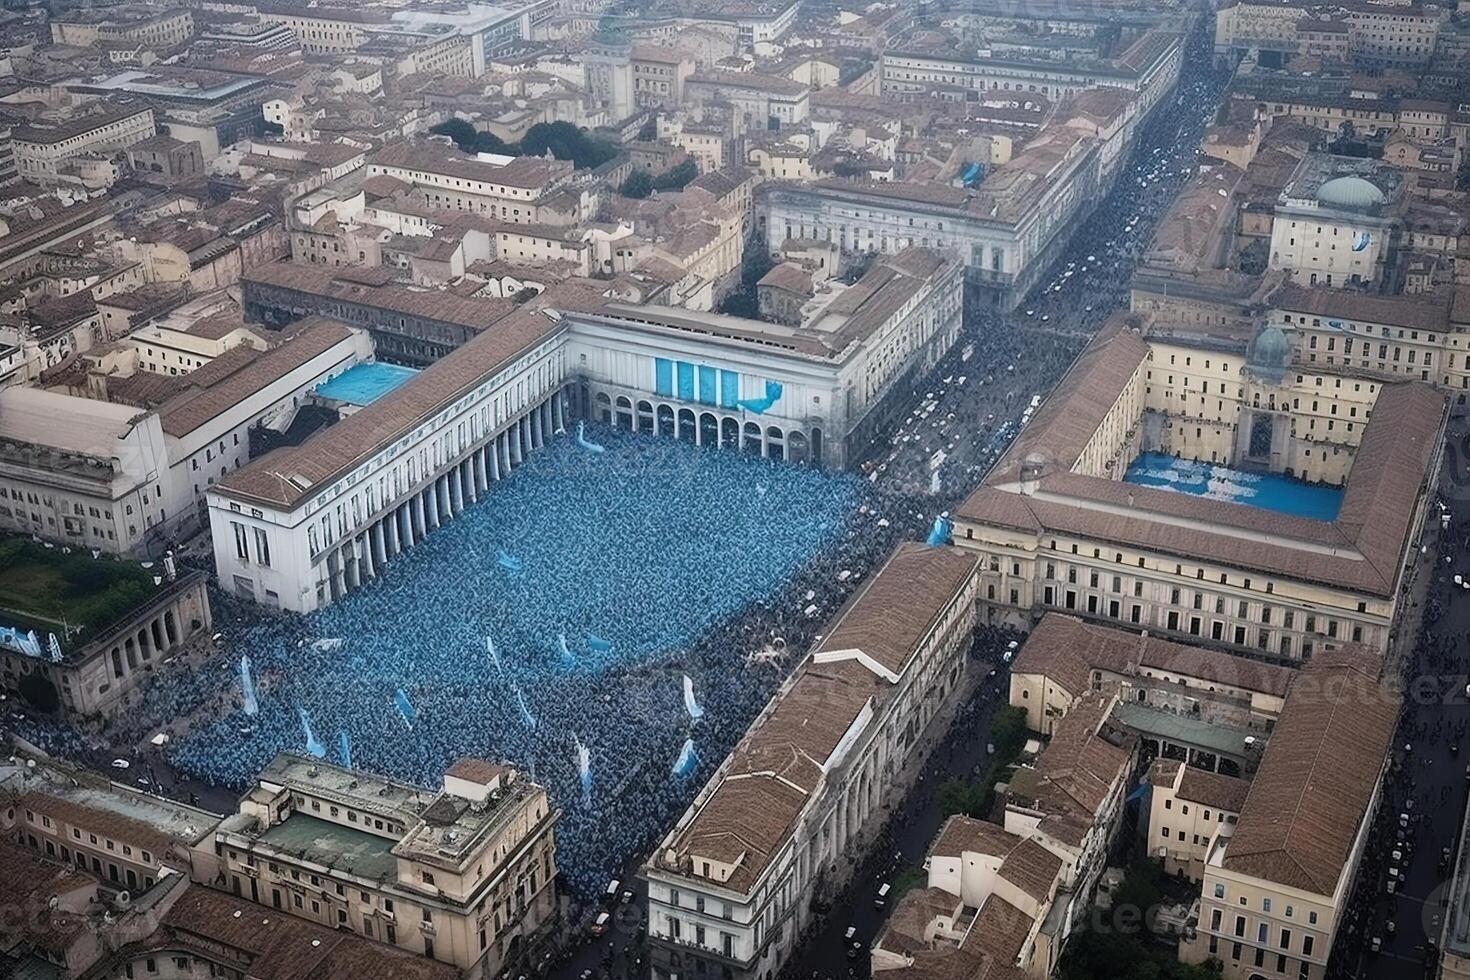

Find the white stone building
[[641, 543, 981, 980]]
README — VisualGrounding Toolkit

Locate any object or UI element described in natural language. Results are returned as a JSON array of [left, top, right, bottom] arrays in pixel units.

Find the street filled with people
[[0, 19, 1255, 980], [1328, 442, 1470, 980]]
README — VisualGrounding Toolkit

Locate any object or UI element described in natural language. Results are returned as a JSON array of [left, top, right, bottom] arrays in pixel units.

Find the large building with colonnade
[[208, 248, 963, 612]]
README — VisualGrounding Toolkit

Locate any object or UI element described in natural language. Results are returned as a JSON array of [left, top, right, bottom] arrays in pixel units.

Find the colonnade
[[320, 393, 563, 605]]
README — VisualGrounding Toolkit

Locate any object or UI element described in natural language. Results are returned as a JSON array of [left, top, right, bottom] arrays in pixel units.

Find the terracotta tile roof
[[958, 374, 1446, 597], [875, 886, 961, 957], [1011, 614, 1294, 701], [985, 325, 1149, 483], [1177, 767, 1251, 813], [16, 790, 177, 856], [242, 261, 516, 332], [814, 542, 979, 676], [966, 894, 1035, 964], [159, 885, 461, 980], [157, 317, 356, 437], [1222, 651, 1397, 895], [215, 286, 604, 510], [996, 838, 1062, 904], [929, 815, 1024, 859], [1006, 694, 1132, 847], [668, 545, 978, 894], [1272, 284, 1451, 332], [371, 141, 566, 192], [688, 69, 808, 98]]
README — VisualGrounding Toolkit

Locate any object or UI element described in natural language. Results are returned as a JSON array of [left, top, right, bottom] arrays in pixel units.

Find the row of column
[[108, 606, 181, 681], [321, 395, 562, 606]]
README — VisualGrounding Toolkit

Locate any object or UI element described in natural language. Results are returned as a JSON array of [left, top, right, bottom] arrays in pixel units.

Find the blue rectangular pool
[[315, 362, 419, 406], [1122, 452, 1344, 521]]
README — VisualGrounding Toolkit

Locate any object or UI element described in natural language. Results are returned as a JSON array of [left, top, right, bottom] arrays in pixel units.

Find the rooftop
[[1011, 613, 1295, 702], [655, 544, 979, 895], [158, 884, 461, 980], [0, 387, 147, 458], [257, 813, 399, 881], [0, 753, 221, 854], [592, 248, 954, 362], [214, 289, 603, 510], [157, 318, 358, 438], [1221, 651, 1397, 895], [957, 327, 1447, 598]]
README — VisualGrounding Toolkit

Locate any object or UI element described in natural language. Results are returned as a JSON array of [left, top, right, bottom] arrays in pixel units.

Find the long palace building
[[953, 316, 1447, 660], [211, 250, 962, 612]]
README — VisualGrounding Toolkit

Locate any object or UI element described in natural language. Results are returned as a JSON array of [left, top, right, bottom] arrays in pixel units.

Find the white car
[[111, 759, 130, 770]]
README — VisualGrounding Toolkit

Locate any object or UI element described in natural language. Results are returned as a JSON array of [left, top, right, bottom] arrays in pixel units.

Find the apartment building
[[1147, 759, 1251, 882], [1270, 285, 1470, 397], [642, 544, 981, 980], [685, 70, 811, 132], [1008, 613, 1293, 743], [13, 102, 155, 183], [50, 6, 193, 48], [365, 142, 573, 224], [880, 30, 1183, 121], [1, 752, 223, 897], [216, 754, 559, 979], [1178, 651, 1398, 980], [871, 816, 1065, 980]]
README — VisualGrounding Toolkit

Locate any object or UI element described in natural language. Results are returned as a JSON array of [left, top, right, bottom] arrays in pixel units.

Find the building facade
[[642, 543, 981, 980], [216, 754, 558, 979]]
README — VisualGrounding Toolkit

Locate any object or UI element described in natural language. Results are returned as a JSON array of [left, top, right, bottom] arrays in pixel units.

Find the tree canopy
[[620, 169, 655, 199], [520, 121, 619, 169]]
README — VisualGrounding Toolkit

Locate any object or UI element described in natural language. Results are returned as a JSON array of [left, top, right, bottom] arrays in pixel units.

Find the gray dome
[[1316, 175, 1385, 210], [1252, 327, 1287, 365]]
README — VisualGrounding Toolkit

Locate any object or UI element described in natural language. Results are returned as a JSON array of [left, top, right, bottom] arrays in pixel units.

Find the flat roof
[[0, 754, 221, 852], [257, 813, 399, 881], [1111, 702, 1255, 757], [0, 387, 146, 457]]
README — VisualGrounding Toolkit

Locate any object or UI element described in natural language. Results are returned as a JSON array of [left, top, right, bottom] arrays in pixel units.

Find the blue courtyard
[[1123, 452, 1344, 521], [147, 427, 865, 893], [314, 362, 419, 405]]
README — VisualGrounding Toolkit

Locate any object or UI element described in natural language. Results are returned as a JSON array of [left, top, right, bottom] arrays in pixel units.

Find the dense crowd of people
[[0, 20, 1245, 952]]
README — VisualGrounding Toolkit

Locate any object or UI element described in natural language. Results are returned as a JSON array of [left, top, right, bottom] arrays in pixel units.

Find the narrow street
[[1332, 416, 1470, 980]]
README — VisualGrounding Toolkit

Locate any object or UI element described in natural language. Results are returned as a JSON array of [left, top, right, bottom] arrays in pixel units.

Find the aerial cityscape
[[0, 1, 1466, 979]]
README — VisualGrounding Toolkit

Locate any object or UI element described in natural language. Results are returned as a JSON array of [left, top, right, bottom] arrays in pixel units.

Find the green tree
[[652, 158, 699, 191], [18, 673, 60, 714], [620, 169, 655, 199], [521, 121, 618, 169], [637, 117, 659, 141], [473, 131, 513, 155], [429, 118, 479, 153]]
